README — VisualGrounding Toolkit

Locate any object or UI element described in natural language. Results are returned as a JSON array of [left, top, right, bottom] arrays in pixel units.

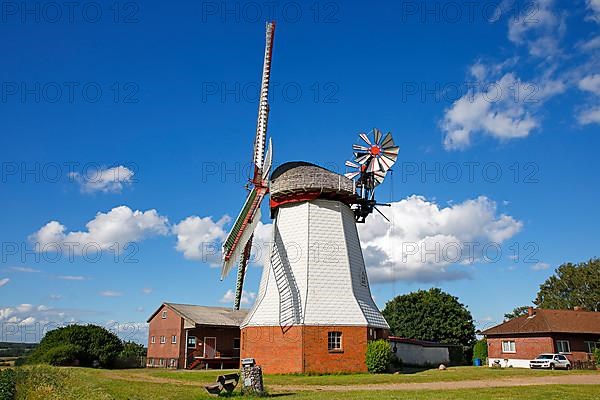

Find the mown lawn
[[132, 365, 598, 385], [10, 365, 600, 400]]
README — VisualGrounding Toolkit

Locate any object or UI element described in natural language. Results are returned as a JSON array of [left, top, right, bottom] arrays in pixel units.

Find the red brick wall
[[147, 305, 185, 367], [488, 334, 600, 362], [488, 336, 554, 360], [241, 325, 385, 374]]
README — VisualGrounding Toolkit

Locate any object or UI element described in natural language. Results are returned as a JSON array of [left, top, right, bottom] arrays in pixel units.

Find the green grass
[[137, 365, 598, 386], [10, 365, 600, 400]]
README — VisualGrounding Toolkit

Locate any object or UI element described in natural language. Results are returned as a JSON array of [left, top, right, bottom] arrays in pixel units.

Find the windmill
[[220, 21, 276, 310], [344, 128, 400, 222]]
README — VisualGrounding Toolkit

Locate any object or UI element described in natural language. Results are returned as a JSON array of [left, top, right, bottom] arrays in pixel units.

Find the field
[[8, 365, 600, 399]]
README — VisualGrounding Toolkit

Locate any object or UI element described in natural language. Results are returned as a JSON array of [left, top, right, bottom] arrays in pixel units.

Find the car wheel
[[566, 365, 571, 371], [550, 363, 555, 370]]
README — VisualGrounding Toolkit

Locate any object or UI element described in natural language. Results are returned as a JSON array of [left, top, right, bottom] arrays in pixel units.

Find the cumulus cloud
[[69, 166, 134, 193], [586, 0, 600, 23], [0, 278, 10, 287], [30, 206, 169, 255], [0, 304, 147, 343], [442, 73, 540, 150], [172, 215, 230, 265], [220, 289, 257, 306], [507, 0, 565, 57], [577, 107, 600, 125], [579, 74, 600, 95], [358, 195, 523, 283]]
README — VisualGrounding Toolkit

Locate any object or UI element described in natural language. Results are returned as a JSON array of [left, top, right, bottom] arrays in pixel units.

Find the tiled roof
[[482, 309, 600, 336], [147, 303, 248, 327]]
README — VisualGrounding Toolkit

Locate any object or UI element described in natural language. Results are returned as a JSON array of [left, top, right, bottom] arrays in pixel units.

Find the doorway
[[203, 337, 216, 358]]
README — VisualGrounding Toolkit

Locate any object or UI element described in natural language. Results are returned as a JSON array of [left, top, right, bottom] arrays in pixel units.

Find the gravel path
[[269, 374, 600, 392]]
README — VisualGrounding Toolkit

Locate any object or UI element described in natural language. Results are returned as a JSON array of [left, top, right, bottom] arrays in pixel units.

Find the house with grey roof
[[146, 302, 248, 369]]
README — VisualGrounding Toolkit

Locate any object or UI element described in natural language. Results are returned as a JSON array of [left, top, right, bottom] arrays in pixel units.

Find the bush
[[40, 344, 83, 366], [114, 341, 146, 369], [366, 340, 392, 373], [472, 339, 488, 364], [593, 348, 600, 366], [29, 324, 123, 368], [0, 368, 16, 400], [448, 345, 465, 365]]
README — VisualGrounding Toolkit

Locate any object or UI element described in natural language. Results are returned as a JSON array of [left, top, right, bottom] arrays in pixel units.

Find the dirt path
[[269, 374, 600, 392]]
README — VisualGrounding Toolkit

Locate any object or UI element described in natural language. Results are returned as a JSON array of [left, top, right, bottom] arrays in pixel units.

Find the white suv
[[529, 354, 572, 370]]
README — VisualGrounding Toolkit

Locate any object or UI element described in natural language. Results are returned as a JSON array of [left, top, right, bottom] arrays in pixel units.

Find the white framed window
[[169, 358, 177, 367], [502, 340, 516, 353], [328, 331, 342, 352], [159, 358, 164, 366], [188, 336, 196, 347], [148, 358, 154, 366], [556, 340, 571, 353], [172, 335, 177, 344], [161, 310, 167, 319], [151, 336, 156, 344], [160, 336, 166, 344], [585, 341, 598, 353], [233, 338, 240, 350]]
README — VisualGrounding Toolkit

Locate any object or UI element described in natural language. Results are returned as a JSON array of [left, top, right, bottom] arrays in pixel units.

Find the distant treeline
[[0, 342, 38, 357]]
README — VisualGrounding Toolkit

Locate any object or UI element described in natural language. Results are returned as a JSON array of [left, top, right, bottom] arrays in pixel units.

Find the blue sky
[[1, 0, 599, 343]]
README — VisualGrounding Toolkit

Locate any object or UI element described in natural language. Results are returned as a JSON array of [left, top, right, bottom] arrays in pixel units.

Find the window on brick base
[[556, 340, 571, 353], [328, 331, 342, 352], [501, 340, 516, 353], [585, 341, 598, 353]]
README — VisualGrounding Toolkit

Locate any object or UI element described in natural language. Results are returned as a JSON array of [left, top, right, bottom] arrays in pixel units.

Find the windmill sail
[[221, 22, 276, 310]]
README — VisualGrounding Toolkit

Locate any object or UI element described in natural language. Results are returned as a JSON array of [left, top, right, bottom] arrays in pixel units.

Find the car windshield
[[536, 355, 553, 359]]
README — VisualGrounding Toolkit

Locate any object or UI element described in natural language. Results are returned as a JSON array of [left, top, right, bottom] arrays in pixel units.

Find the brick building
[[146, 303, 247, 369], [482, 307, 600, 368]]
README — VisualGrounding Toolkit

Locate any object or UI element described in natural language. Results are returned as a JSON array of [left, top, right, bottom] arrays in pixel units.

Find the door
[[203, 337, 216, 358]]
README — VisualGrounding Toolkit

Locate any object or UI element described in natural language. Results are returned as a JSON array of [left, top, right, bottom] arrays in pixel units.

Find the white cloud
[[30, 206, 169, 255], [100, 290, 123, 297], [532, 262, 551, 270], [69, 165, 134, 194], [136, 307, 145, 312], [586, 0, 600, 23], [358, 195, 523, 283], [8, 266, 40, 273], [507, 0, 565, 57], [57, 275, 87, 281], [141, 288, 153, 295], [49, 294, 63, 300], [220, 289, 257, 306], [442, 73, 540, 150], [577, 107, 600, 125], [172, 215, 230, 265], [0, 278, 10, 287], [580, 36, 600, 52], [578, 74, 600, 95]]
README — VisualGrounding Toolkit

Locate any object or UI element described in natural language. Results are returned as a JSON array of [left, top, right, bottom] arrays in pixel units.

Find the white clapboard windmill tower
[[220, 21, 275, 311]]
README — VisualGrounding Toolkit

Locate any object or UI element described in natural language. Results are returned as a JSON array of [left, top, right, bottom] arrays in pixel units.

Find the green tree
[[29, 324, 123, 368], [119, 341, 146, 359], [382, 288, 476, 347], [504, 306, 531, 321], [534, 258, 600, 312]]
